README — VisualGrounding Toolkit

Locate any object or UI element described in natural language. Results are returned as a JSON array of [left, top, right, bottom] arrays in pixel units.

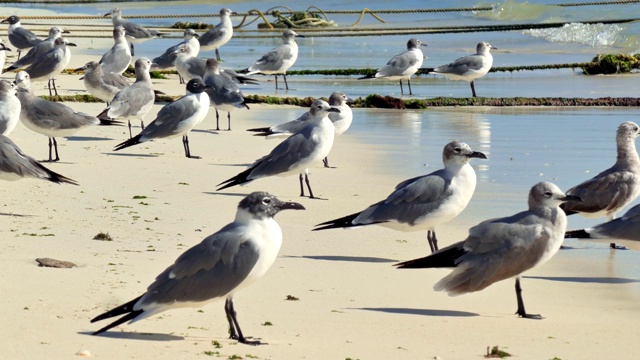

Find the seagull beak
[[193, 33, 200, 38], [490, 45, 498, 50], [560, 195, 582, 202], [0, 44, 10, 51], [103, 11, 112, 17], [327, 108, 341, 113], [467, 151, 487, 159], [278, 202, 306, 211], [67, 42, 78, 47], [62, 29, 70, 34], [0, 18, 9, 24], [421, 43, 428, 47], [296, 33, 306, 38], [74, 66, 86, 72]]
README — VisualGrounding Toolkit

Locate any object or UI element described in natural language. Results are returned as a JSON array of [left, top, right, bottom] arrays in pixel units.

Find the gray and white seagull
[[104, 7, 166, 56], [396, 182, 580, 319], [76, 61, 131, 104], [560, 121, 640, 249], [429, 41, 496, 97], [4, 26, 68, 72], [359, 38, 427, 96], [99, 26, 132, 75], [23, 37, 76, 97], [1, 15, 42, 59], [242, 29, 303, 90], [90, 191, 305, 344], [198, 8, 234, 61], [203, 58, 250, 131], [113, 78, 210, 159], [314, 141, 487, 252], [218, 99, 339, 199], [0, 80, 20, 136]]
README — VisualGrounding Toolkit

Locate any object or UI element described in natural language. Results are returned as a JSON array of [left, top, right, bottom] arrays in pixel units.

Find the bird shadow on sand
[[525, 275, 640, 284], [78, 331, 183, 341], [65, 136, 115, 141], [285, 255, 398, 263], [354, 307, 478, 317], [104, 152, 159, 158]]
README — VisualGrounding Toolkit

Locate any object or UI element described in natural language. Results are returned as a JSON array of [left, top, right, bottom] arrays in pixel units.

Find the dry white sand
[[0, 48, 639, 360]]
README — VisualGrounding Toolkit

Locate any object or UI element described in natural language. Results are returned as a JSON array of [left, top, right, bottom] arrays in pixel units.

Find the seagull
[[99, 26, 132, 75], [203, 58, 249, 131], [358, 38, 427, 96], [565, 203, 640, 244], [0, 134, 77, 184], [199, 8, 234, 61], [76, 61, 131, 104], [0, 39, 10, 71], [395, 182, 580, 319], [313, 141, 487, 252], [0, 80, 20, 136], [104, 7, 166, 56], [113, 78, 210, 159], [90, 191, 305, 344], [429, 41, 496, 97], [560, 121, 640, 249], [247, 91, 353, 168], [97, 58, 156, 138], [1, 15, 42, 59], [23, 37, 76, 97], [152, 28, 200, 84], [217, 100, 339, 199], [4, 26, 68, 72], [172, 44, 259, 85], [242, 29, 303, 90], [14, 71, 121, 162]]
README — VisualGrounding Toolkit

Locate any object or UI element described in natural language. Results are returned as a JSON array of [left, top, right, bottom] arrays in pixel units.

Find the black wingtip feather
[[45, 168, 79, 185], [216, 166, 255, 191], [313, 212, 365, 231], [113, 134, 143, 151], [564, 229, 591, 239], [395, 244, 467, 269], [357, 74, 375, 80], [98, 118, 123, 126], [246, 127, 271, 133], [92, 309, 144, 335]]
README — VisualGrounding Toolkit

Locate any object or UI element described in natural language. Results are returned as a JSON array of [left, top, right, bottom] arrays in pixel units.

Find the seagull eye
[[454, 147, 461, 153], [262, 197, 272, 205], [544, 191, 552, 197]]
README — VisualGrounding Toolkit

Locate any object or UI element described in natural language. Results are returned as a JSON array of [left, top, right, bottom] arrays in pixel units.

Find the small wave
[[523, 23, 624, 47], [475, 0, 557, 21]]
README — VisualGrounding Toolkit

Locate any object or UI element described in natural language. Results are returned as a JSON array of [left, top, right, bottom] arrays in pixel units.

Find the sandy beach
[[0, 57, 639, 359]]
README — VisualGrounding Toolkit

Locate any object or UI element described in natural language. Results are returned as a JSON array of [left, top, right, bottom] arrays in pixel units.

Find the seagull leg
[[427, 230, 438, 252], [52, 78, 59, 97], [17, 49, 22, 60], [227, 111, 232, 131], [283, 74, 289, 90], [183, 135, 200, 159], [515, 277, 542, 319], [47, 79, 53, 97], [399, 80, 404, 95], [470, 81, 477, 97], [130, 43, 135, 56], [215, 109, 220, 131], [45, 137, 54, 162], [408, 78, 413, 96], [48, 137, 60, 162], [215, 48, 221, 61], [178, 73, 184, 84], [323, 156, 330, 168], [304, 173, 326, 200], [224, 298, 262, 345], [274, 75, 278, 90], [299, 173, 305, 197], [140, 120, 145, 131], [127, 120, 133, 139]]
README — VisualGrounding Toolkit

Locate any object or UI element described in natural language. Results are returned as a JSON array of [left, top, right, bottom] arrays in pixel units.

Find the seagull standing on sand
[[359, 38, 427, 96], [314, 141, 487, 252], [247, 91, 352, 168], [0, 134, 77, 184], [76, 61, 131, 104], [0, 80, 20, 136], [396, 182, 580, 319], [90, 192, 305, 344], [23, 37, 76, 97], [203, 58, 249, 131], [4, 26, 67, 72], [104, 7, 166, 56], [199, 8, 234, 61], [14, 71, 121, 162], [1, 15, 42, 59], [218, 100, 339, 199], [99, 26, 132, 75], [243, 29, 303, 90], [97, 58, 155, 138], [430, 41, 496, 97], [560, 121, 640, 249], [113, 78, 210, 159]]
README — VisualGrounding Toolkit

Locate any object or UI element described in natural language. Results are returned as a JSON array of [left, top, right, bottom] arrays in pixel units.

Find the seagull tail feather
[[394, 242, 466, 269], [216, 166, 255, 191], [564, 229, 591, 239], [113, 134, 143, 151], [313, 211, 365, 231], [91, 294, 144, 335]]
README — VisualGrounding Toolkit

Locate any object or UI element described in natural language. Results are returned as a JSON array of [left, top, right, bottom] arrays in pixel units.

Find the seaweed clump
[[582, 53, 640, 75]]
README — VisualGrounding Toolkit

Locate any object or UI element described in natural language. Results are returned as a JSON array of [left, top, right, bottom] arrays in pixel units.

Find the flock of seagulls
[[0, 8, 636, 346]]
